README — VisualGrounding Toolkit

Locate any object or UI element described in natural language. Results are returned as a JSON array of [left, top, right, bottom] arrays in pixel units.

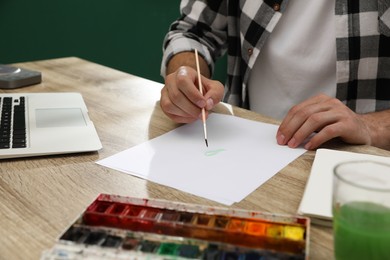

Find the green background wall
[[0, 1, 226, 84]]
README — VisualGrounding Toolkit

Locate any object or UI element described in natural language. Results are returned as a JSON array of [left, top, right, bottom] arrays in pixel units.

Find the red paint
[[80, 195, 308, 255]]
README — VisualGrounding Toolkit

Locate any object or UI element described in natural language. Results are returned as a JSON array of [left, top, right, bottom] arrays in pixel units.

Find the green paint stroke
[[205, 149, 226, 156]]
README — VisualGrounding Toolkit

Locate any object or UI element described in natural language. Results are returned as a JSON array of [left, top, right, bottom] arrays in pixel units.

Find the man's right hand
[[160, 53, 224, 123]]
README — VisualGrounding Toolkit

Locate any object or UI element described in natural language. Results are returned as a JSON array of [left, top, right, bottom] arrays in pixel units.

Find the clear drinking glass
[[332, 160, 390, 260]]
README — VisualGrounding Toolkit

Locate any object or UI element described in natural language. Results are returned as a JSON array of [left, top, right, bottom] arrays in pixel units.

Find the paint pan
[[41, 194, 310, 259]]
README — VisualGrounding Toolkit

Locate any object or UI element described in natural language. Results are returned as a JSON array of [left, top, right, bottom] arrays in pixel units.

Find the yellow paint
[[266, 225, 284, 238], [283, 226, 305, 241]]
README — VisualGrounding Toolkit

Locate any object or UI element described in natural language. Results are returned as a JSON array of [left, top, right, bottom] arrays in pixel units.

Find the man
[[160, 0, 390, 150]]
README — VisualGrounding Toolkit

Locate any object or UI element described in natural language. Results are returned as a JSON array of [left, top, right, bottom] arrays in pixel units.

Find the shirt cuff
[[160, 37, 215, 78]]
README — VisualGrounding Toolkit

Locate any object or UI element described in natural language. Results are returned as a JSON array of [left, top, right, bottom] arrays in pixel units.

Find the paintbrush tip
[[205, 139, 208, 147]]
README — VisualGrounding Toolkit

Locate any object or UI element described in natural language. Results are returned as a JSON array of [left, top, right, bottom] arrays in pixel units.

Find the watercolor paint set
[[41, 194, 310, 259]]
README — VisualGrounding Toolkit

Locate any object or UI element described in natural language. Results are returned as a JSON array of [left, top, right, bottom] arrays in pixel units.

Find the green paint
[[205, 149, 226, 156], [333, 201, 390, 260], [157, 243, 179, 256]]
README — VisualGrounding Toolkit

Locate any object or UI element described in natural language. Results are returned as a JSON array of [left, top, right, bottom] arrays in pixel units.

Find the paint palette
[[41, 194, 310, 259]]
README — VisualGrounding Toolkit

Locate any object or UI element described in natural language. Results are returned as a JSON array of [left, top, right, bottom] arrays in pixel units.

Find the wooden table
[[1, 57, 389, 260]]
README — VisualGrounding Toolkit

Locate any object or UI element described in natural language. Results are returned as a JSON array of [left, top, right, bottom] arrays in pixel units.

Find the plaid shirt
[[161, 0, 390, 113]]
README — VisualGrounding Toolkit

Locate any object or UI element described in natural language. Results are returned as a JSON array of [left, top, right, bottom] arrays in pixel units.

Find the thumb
[[202, 77, 224, 110]]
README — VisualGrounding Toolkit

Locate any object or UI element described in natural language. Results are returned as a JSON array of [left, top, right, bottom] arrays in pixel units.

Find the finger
[[305, 112, 371, 149], [161, 92, 208, 124], [172, 67, 207, 115], [160, 101, 198, 123], [177, 67, 206, 104], [304, 122, 345, 150], [160, 86, 198, 122], [166, 113, 199, 124], [278, 102, 328, 146], [163, 70, 203, 119], [277, 94, 332, 145], [286, 110, 338, 148], [202, 77, 225, 110], [280, 94, 328, 128]]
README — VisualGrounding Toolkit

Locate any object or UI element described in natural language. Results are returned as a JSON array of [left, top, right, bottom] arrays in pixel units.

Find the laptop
[[0, 92, 102, 159]]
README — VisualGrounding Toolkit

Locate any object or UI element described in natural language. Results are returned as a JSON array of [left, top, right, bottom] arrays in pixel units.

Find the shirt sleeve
[[378, 0, 390, 36], [160, 0, 228, 78]]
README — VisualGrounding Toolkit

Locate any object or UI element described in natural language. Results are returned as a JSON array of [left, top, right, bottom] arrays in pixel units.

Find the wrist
[[166, 52, 211, 78], [361, 111, 390, 150]]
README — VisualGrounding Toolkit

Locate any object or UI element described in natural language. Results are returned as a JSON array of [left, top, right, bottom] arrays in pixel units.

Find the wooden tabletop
[[1, 57, 389, 260]]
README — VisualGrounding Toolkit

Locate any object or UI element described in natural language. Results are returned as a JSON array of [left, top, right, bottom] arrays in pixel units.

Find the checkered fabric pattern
[[161, 0, 390, 113]]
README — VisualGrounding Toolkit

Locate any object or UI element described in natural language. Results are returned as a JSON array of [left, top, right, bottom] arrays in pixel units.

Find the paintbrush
[[194, 49, 208, 147]]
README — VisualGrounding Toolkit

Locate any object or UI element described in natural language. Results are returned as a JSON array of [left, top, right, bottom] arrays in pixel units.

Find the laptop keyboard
[[0, 96, 27, 149]]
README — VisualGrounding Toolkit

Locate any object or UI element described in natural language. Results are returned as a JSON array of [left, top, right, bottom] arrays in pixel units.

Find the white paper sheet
[[97, 113, 306, 205], [298, 148, 390, 226]]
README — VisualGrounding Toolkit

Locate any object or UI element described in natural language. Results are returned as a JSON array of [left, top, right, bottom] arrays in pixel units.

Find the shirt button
[[248, 48, 253, 56], [273, 3, 280, 11]]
